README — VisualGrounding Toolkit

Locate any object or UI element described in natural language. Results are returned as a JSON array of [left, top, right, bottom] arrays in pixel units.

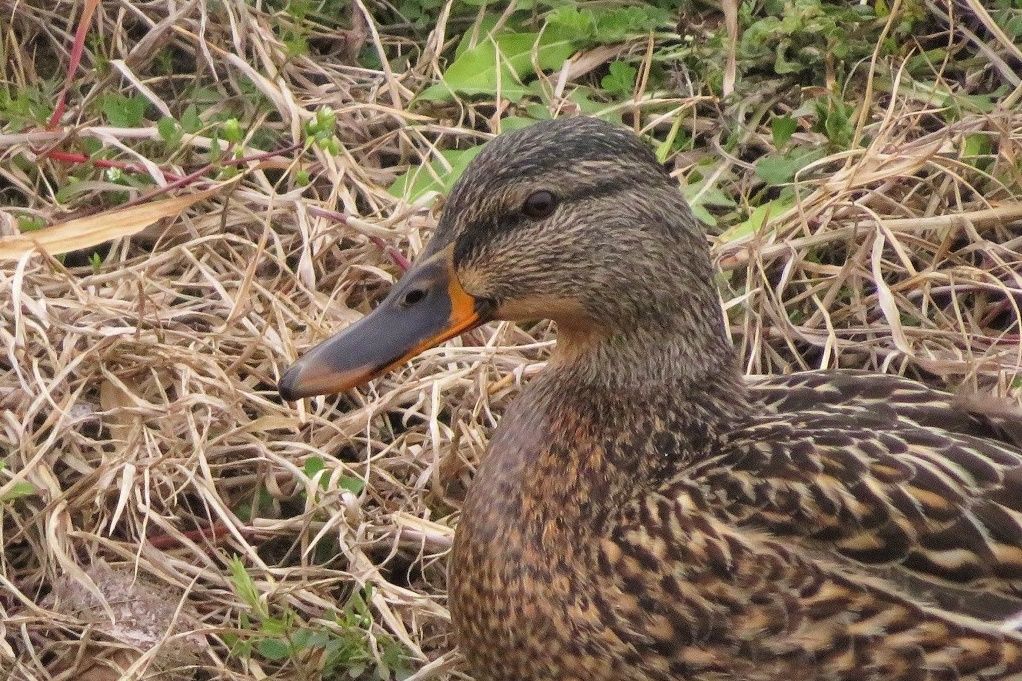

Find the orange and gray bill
[[278, 249, 483, 400]]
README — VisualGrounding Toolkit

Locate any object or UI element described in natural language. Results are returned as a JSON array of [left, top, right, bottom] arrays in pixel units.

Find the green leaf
[[546, 7, 596, 40], [1, 480, 37, 503], [81, 137, 103, 156], [688, 203, 716, 227], [814, 98, 854, 148], [260, 616, 290, 636], [180, 104, 202, 133], [157, 116, 183, 148], [906, 48, 949, 74], [964, 133, 991, 158], [55, 180, 95, 204], [304, 456, 334, 491], [339, 476, 365, 495], [565, 87, 619, 119], [498, 116, 537, 132], [17, 215, 46, 233], [963, 133, 993, 170], [771, 116, 798, 148], [388, 145, 486, 202], [306, 107, 336, 137], [222, 117, 243, 144], [593, 6, 673, 41], [228, 557, 267, 618], [101, 93, 147, 128], [292, 627, 329, 649], [418, 27, 577, 102], [302, 456, 324, 479], [720, 196, 797, 243], [601, 61, 637, 97], [655, 114, 687, 164], [755, 147, 826, 186], [946, 92, 997, 115], [773, 41, 803, 74], [257, 638, 291, 661], [681, 165, 736, 227]]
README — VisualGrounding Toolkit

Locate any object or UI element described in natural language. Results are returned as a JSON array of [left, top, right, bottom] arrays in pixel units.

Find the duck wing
[[607, 490, 1022, 680], [750, 370, 1022, 447], [684, 371, 1022, 622]]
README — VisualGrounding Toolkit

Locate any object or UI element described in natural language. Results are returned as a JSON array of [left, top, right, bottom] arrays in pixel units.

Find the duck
[[278, 117, 1022, 681]]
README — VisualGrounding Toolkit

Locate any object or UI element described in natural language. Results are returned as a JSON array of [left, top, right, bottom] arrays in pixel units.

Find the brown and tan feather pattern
[[292, 117, 1022, 679], [451, 367, 1022, 680], [690, 375, 1022, 618], [435, 119, 1022, 680]]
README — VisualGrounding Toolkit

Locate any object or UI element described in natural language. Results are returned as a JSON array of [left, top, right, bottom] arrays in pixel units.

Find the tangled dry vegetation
[[1, 0, 1021, 679]]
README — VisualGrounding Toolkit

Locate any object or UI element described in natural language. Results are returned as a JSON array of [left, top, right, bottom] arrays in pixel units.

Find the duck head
[[278, 117, 725, 400]]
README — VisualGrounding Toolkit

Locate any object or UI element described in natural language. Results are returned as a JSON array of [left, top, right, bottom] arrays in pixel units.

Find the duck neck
[[536, 314, 752, 463], [475, 320, 748, 531], [548, 307, 745, 400], [464, 314, 750, 545]]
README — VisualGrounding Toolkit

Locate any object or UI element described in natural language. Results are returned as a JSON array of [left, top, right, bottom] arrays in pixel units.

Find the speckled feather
[[428, 118, 1022, 680]]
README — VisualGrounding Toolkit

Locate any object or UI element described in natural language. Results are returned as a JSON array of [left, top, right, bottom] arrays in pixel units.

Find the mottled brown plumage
[[282, 117, 1022, 680]]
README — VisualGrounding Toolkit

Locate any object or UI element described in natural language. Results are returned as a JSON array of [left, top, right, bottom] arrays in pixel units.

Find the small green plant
[[222, 117, 244, 145], [418, 4, 672, 102], [0, 83, 53, 127], [681, 159, 737, 227], [601, 61, 638, 98], [17, 215, 46, 233], [813, 95, 854, 149], [755, 147, 826, 186], [100, 93, 148, 127], [225, 558, 411, 678], [303, 456, 365, 495], [158, 116, 184, 149], [306, 107, 340, 154], [0, 461, 36, 503], [753, 97, 852, 187], [771, 116, 798, 148], [963, 133, 994, 171], [388, 144, 486, 203], [740, 0, 880, 79]]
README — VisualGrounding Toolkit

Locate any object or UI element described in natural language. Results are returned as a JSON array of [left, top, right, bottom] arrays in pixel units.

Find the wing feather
[[682, 371, 1022, 621]]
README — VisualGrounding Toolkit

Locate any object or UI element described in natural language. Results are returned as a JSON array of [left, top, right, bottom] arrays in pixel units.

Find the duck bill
[[278, 252, 484, 401]]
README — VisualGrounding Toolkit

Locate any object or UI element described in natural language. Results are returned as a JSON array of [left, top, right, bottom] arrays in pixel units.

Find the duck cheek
[[493, 295, 591, 326]]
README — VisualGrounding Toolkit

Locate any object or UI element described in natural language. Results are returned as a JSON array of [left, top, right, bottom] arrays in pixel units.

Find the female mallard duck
[[279, 117, 1022, 680]]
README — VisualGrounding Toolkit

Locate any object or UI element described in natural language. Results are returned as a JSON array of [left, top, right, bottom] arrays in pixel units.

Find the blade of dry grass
[[0, 188, 221, 259]]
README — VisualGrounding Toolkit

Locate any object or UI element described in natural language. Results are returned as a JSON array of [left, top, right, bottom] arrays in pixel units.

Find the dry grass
[[1, 1, 1021, 679]]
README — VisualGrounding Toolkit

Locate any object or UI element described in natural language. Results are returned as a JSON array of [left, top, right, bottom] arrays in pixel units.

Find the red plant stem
[[306, 207, 411, 271], [42, 142, 419, 274], [370, 235, 412, 271], [42, 143, 304, 208], [147, 521, 257, 550], [44, 150, 186, 181], [148, 141, 304, 194], [48, 0, 100, 129]]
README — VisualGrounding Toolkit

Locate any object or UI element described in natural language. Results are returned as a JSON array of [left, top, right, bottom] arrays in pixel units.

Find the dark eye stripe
[[563, 177, 627, 202], [451, 177, 632, 265]]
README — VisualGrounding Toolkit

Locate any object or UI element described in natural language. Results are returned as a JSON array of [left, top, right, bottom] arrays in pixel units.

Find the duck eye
[[522, 190, 557, 219]]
